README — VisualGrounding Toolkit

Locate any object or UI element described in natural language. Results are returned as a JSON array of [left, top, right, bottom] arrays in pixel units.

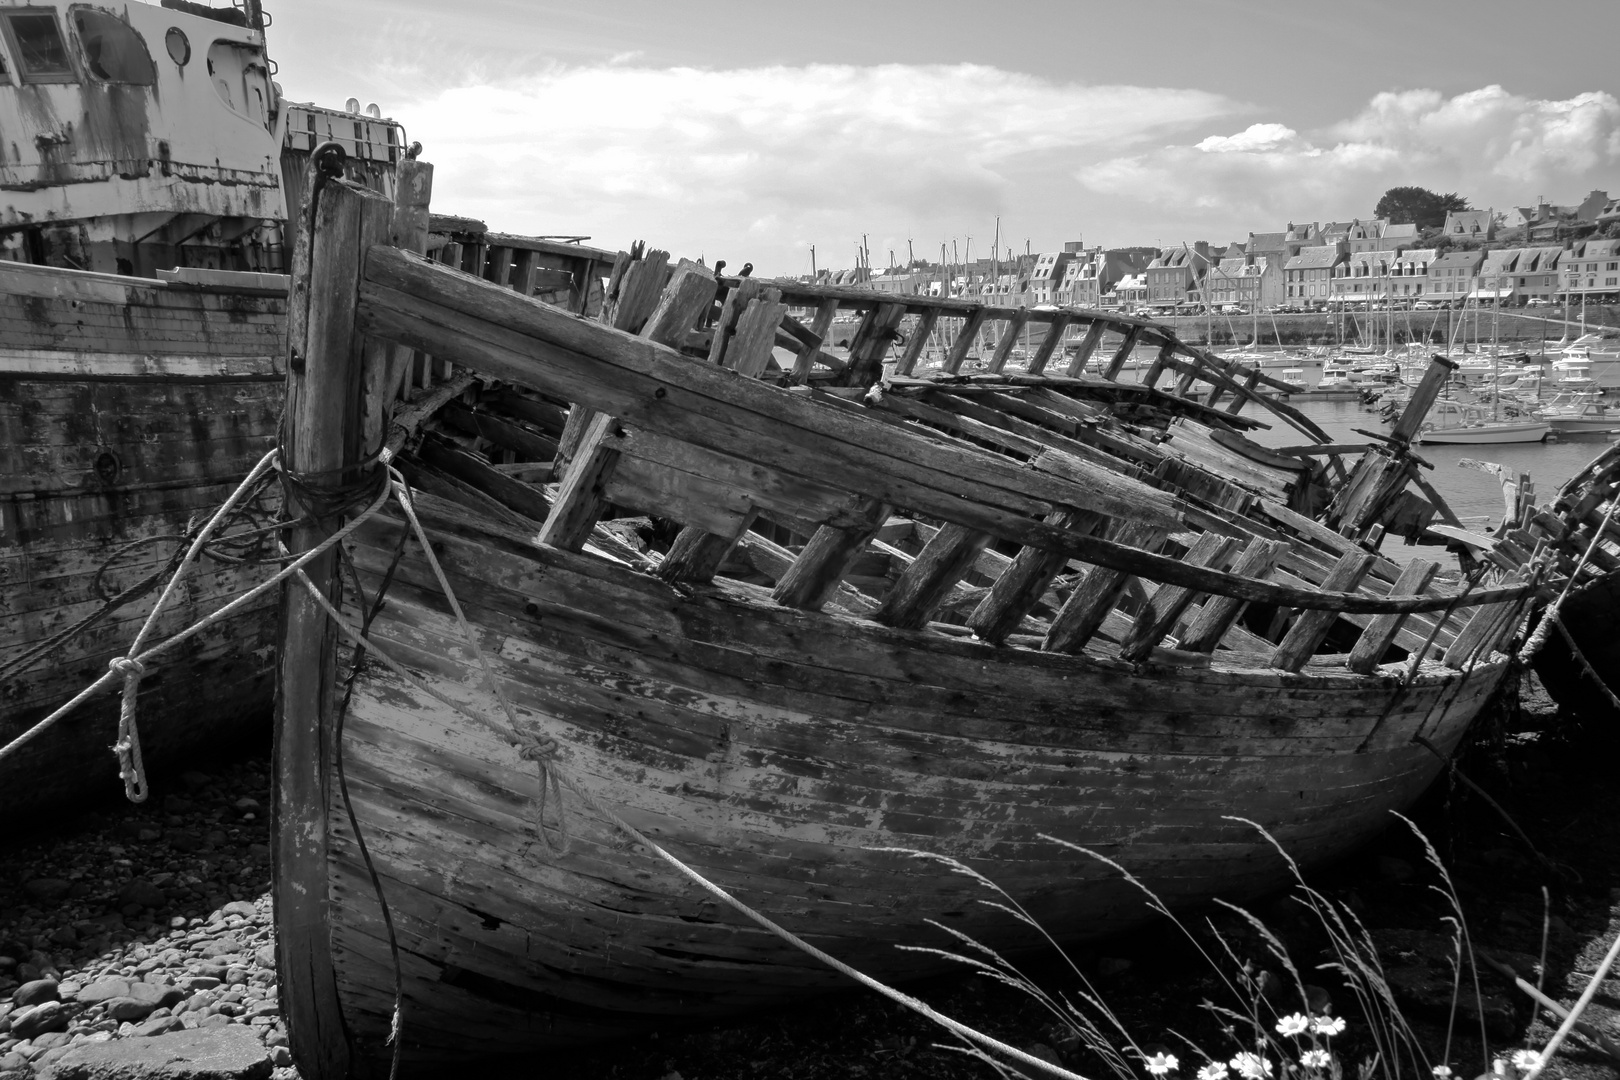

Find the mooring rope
[[1517, 490, 1618, 665]]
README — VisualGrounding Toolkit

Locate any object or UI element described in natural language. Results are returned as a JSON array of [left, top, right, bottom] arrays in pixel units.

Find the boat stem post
[[275, 173, 397, 1080]]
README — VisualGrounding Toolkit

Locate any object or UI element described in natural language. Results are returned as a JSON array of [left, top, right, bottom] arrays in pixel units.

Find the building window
[[4, 10, 76, 83]]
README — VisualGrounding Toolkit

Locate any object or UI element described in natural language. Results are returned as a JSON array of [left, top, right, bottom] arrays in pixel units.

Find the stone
[[252, 948, 274, 970], [231, 799, 260, 816], [74, 980, 133, 1006], [31, 1032, 70, 1052], [0, 1052, 28, 1072], [198, 941, 242, 961], [10, 1001, 68, 1040], [14, 980, 60, 1008], [105, 998, 159, 1023], [162, 796, 193, 814], [268, 1047, 291, 1068], [219, 904, 256, 921], [118, 881, 167, 911], [178, 978, 219, 993], [244, 1003, 277, 1019], [245, 846, 269, 863], [44, 1025, 273, 1080], [23, 880, 72, 904], [133, 1016, 185, 1038], [129, 984, 185, 1010]]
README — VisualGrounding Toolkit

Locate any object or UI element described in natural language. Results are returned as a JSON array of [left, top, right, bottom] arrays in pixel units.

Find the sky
[[262, 0, 1619, 276]]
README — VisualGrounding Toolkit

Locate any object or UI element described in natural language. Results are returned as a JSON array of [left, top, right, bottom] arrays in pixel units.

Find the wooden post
[[1269, 551, 1374, 671], [1116, 531, 1237, 662], [942, 308, 988, 373], [875, 522, 993, 630], [275, 174, 395, 1080], [1043, 520, 1168, 654], [371, 157, 432, 448], [771, 498, 891, 611], [893, 307, 939, 377], [986, 308, 1030, 373], [836, 301, 905, 387], [1065, 320, 1106, 377], [1027, 313, 1070, 375], [1101, 327, 1140, 380], [1176, 538, 1286, 652], [1389, 356, 1458, 443], [1346, 559, 1440, 673], [967, 510, 1103, 644], [1139, 339, 1177, 388], [792, 298, 840, 383]]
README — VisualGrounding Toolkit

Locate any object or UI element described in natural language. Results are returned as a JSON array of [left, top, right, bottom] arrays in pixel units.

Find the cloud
[[1079, 85, 1620, 234], [399, 63, 1236, 273]]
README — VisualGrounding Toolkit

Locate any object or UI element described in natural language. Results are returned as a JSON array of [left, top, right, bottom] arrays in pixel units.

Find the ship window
[[5, 11, 76, 83], [164, 26, 188, 66], [71, 8, 154, 84]]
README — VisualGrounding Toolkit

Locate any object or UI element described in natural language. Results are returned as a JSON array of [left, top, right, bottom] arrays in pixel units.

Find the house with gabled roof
[[1476, 248, 1521, 303], [1059, 248, 1153, 309], [1427, 250, 1484, 303], [1389, 248, 1437, 300], [1563, 238, 1620, 301], [1145, 242, 1211, 309], [1330, 250, 1394, 305], [1027, 250, 1076, 306], [1442, 209, 1495, 243], [1283, 243, 1346, 308]]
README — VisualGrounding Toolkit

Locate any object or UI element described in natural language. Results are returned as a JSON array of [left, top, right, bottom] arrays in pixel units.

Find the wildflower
[[1146, 1053, 1180, 1076], [1432, 1067, 1453, 1079], [1311, 1016, 1346, 1037], [1275, 1014, 1311, 1037], [1299, 1050, 1331, 1070], [1230, 1053, 1275, 1079], [1198, 1064, 1230, 1080], [1510, 1050, 1544, 1073]]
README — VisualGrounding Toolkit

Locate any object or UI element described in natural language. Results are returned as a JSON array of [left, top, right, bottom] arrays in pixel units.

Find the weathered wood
[[278, 178, 396, 1080], [942, 308, 988, 374], [1346, 559, 1440, 673], [641, 260, 716, 349], [835, 302, 905, 388], [791, 299, 840, 384], [607, 249, 670, 334], [537, 412, 619, 550], [1220, 368, 1259, 414], [892, 308, 940, 378], [967, 510, 1103, 644], [874, 522, 993, 630], [1139, 340, 1178, 389], [986, 308, 1031, 374], [1269, 551, 1375, 671], [439, 401, 558, 461], [721, 290, 787, 375], [1026, 314, 1070, 376], [483, 246, 513, 288], [1117, 531, 1238, 663], [1065, 320, 1106, 377], [509, 249, 539, 296], [374, 158, 433, 439], [417, 437, 549, 522], [1043, 521, 1169, 654], [1101, 327, 1140, 381], [771, 499, 891, 611], [1389, 356, 1458, 444], [1444, 568, 1531, 670], [1177, 538, 1288, 652], [656, 515, 752, 584]]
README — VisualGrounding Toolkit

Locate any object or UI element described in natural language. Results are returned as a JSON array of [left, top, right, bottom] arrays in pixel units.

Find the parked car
[[1525, 297, 1551, 307], [1412, 300, 1437, 311], [1220, 303, 1244, 315]]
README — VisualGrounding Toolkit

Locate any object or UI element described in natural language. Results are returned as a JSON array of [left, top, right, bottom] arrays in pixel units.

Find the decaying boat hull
[[1532, 568, 1620, 728], [0, 267, 284, 814], [316, 502, 1502, 1062]]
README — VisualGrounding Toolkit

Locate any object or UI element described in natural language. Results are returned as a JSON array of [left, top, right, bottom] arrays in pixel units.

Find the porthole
[[165, 26, 188, 66], [94, 450, 122, 486]]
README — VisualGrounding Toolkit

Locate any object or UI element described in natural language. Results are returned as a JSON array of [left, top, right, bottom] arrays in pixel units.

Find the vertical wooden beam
[[1176, 538, 1287, 652], [1346, 559, 1440, 673], [1043, 520, 1169, 654], [1269, 551, 1374, 671], [509, 249, 538, 296], [484, 245, 513, 287], [276, 175, 395, 1080], [1101, 327, 1141, 381], [1116, 531, 1237, 663], [792, 298, 840, 384], [641, 260, 716, 349], [967, 510, 1104, 644], [836, 301, 905, 387], [1221, 369, 1260, 414], [1065, 320, 1106, 377], [875, 523, 993, 630], [720, 289, 788, 375], [1443, 567, 1530, 670], [1389, 356, 1459, 443], [986, 308, 1031, 374], [893, 307, 939, 377], [1139, 339, 1177, 388], [375, 157, 431, 426], [772, 498, 892, 611], [1027, 313, 1070, 375], [942, 308, 988, 374]]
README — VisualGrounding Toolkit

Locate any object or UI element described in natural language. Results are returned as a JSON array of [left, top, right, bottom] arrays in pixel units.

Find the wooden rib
[[608, 249, 670, 335], [1444, 568, 1530, 670], [707, 277, 765, 365], [1064, 321, 1106, 377], [641, 260, 715, 349], [439, 401, 557, 461], [509, 249, 538, 296], [1269, 551, 1375, 671], [791, 299, 840, 384], [1101, 327, 1140, 381], [536, 412, 618, 550], [1177, 538, 1287, 653], [483, 246, 512, 287], [721, 290, 788, 375], [836, 302, 905, 387], [1218, 369, 1258, 414], [1139, 340, 1178, 389], [1027, 314, 1070, 375], [967, 510, 1103, 644], [771, 499, 891, 611], [893, 308, 939, 377], [874, 523, 992, 631], [1043, 521, 1169, 654], [942, 309, 987, 374], [1346, 559, 1440, 673], [986, 308, 1031, 374], [1117, 531, 1238, 663]]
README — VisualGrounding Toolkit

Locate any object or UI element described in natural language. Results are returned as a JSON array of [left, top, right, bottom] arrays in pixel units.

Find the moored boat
[[1415, 401, 1550, 445], [271, 179, 1547, 1075]]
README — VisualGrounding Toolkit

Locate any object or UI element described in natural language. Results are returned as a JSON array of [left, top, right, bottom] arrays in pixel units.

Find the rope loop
[[110, 654, 148, 803], [515, 731, 559, 761], [108, 655, 146, 678]]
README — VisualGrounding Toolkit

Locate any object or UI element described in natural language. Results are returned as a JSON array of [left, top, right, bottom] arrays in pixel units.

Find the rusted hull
[[321, 503, 1504, 1064], [0, 267, 284, 814]]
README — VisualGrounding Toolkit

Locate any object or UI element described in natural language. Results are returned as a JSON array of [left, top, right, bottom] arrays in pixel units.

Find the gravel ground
[[2, 675, 1616, 1080]]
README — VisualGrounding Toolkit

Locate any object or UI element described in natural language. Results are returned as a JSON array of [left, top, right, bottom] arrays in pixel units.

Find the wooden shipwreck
[[274, 179, 1544, 1075]]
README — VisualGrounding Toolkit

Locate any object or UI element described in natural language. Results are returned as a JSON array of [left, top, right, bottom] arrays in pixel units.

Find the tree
[[1374, 187, 1470, 229]]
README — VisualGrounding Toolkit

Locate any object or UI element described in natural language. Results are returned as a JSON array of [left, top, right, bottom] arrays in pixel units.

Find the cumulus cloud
[[400, 63, 1235, 273], [1079, 85, 1620, 233]]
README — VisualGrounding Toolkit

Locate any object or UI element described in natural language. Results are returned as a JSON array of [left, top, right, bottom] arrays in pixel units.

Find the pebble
[[0, 757, 285, 1079]]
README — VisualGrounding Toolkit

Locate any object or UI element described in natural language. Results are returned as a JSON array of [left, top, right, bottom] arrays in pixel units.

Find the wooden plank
[[1177, 538, 1287, 652], [874, 522, 993, 630], [640, 260, 715, 349], [941, 308, 987, 374], [721, 290, 788, 376], [656, 514, 752, 583], [791, 298, 840, 384], [893, 308, 940, 377], [483, 246, 513, 287], [1139, 339, 1178, 388], [1064, 320, 1106, 377], [509, 249, 539, 296], [417, 437, 549, 523], [1346, 559, 1440, 673], [835, 302, 905, 388], [1043, 521, 1169, 654], [986, 308, 1031, 374], [536, 412, 619, 550], [439, 400, 557, 461], [967, 510, 1104, 644], [1389, 356, 1458, 443], [1117, 531, 1238, 663], [1101, 327, 1140, 381], [1220, 368, 1259, 414], [277, 177, 395, 1080], [1027, 314, 1070, 376], [1269, 551, 1375, 671], [1444, 568, 1530, 670], [376, 157, 433, 426], [770, 499, 891, 611]]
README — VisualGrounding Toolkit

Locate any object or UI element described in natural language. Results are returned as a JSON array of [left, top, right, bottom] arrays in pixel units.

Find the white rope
[[1524, 929, 1620, 1080], [298, 512, 1091, 1080], [0, 464, 394, 781], [1518, 491, 1618, 664]]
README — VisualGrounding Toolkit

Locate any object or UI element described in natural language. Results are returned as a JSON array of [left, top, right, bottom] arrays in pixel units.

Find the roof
[[1393, 248, 1439, 267], [1383, 223, 1420, 239], [1443, 209, 1494, 232], [1247, 231, 1286, 251], [1519, 246, 1564, 271], [1480, 249, 1520, 274], [1285, 247, 1345, 270], [1430, 250, 1484, 269]]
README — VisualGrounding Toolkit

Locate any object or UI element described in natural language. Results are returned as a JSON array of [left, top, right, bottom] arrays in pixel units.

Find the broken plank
[[967, 510, 1104, 645], [1269, 551, 1375, 671], [1346, 559, 1440, 673], [1117, 531, 1238, 664], [771, 499, 891, 611], [874, 523, 992, 631], [1177, 538, 1287, 653], [1043, 521, 1169, 654]]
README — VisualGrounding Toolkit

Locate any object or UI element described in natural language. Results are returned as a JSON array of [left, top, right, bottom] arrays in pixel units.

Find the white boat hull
[[1416, 421, 1550, 445]]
